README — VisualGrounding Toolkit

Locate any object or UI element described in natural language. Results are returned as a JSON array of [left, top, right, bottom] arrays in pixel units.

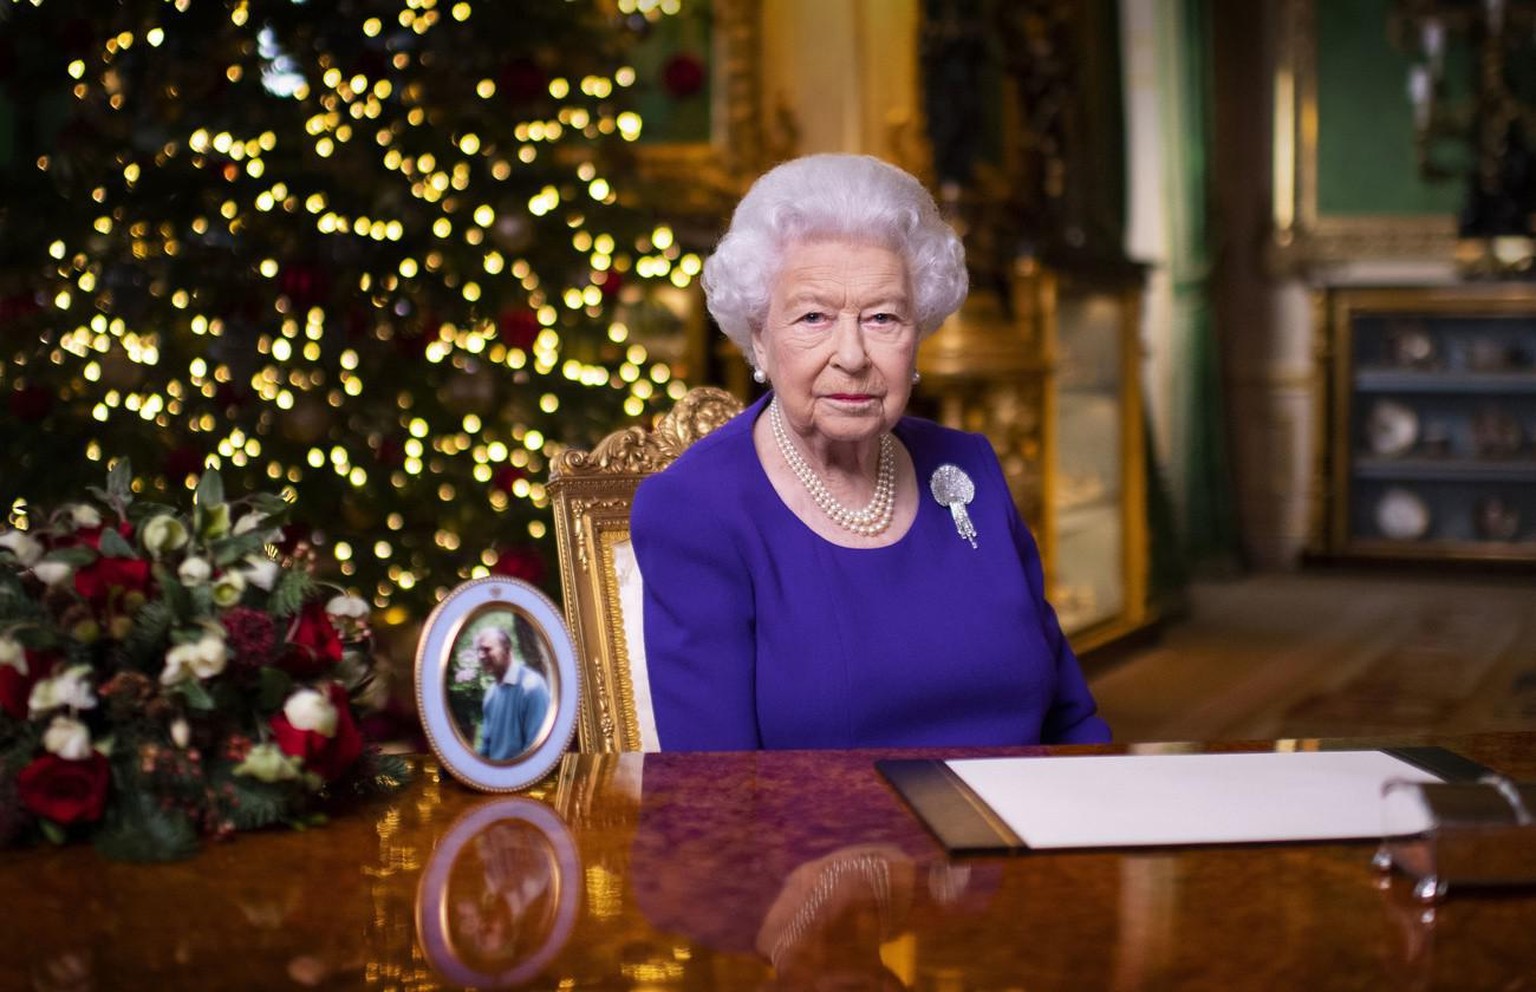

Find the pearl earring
[[911, 370, 922, 384], [753, 368, 767, 384]]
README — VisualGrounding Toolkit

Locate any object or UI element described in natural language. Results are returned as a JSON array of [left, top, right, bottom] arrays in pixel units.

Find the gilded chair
[[547, 386, 744, 752]]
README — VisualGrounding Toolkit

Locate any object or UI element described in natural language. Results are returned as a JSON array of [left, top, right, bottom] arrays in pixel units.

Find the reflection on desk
[[1, 734, 1535, 990]]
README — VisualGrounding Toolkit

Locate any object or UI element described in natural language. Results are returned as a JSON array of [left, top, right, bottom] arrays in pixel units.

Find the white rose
[[178, 556, 212, 585], [160, 642, 197, 686], [0, 635, 25, 674], [69, 504, 103, 530], [141, 514, 190, 557], [0, 530, 43, 567], [32, 561, 74, 587], [211, 569, 246, 608], [29, 664, 97, 715], [282, 687, 338, 738], [324, 593, 369, 620], [189, 633, 228, 679], [243, 556, 281, 591], [162, 633, 227, 684], [42, 715, 93, 761], [170, 717, 191, 749]]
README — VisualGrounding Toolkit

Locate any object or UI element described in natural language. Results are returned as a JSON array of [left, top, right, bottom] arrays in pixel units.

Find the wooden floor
[[1086, 569, 1536, 743]]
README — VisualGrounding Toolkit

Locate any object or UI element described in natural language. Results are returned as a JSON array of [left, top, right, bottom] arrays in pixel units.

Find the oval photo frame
[[415, 577, 580, 792]]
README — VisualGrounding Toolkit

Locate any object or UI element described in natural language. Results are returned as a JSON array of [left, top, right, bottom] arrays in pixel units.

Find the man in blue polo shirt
[[475, 625, 550, 760]]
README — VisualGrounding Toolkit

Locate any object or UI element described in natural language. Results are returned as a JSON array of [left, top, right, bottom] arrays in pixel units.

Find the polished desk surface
[[3, 733, 1535, 991]]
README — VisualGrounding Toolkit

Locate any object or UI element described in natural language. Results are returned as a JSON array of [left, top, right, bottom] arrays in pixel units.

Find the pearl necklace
[[767, 853, 893, 971], [769, 398, 896, 537]]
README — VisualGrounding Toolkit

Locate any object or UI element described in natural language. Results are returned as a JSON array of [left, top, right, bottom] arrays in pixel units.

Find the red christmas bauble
[[495, 308, 541, 351], [490, 544, 546, 585], [594, 269, 624, 299], [499, 57, 548, 105], [491, 465, 526, 493], [374, 436, 405, 467], [280, 264, 332, 309]]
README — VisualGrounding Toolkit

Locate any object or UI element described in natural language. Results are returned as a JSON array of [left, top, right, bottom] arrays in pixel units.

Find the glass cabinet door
[[1050, 291, 1129, 635], [1034, 269, 1149, 653]]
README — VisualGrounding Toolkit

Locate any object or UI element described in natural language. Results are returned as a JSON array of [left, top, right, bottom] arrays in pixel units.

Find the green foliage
[[225, 776, 292, 833], [92, 788, 199, 863], [121, 600, 175, 671], [257, 666, 294, 713], [96, 528, 138, 560], [211, 531, 272, 568]]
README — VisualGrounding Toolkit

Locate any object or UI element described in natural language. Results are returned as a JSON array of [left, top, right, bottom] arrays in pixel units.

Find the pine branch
[[92, 788, 199, 863], [268, 570, 317, 618], [225, 777, 292, 832], [121, 600, 175, 672]]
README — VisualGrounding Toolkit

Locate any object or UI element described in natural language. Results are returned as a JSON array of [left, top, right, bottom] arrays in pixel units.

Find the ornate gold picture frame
[[628, 0, 773, 219], [1271, 0, 1458, 265]]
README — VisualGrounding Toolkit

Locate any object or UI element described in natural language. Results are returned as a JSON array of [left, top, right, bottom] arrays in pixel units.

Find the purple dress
[[630, 393, 1110, 751]]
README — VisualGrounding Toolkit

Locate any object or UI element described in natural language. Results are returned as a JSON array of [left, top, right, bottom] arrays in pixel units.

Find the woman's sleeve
[[980, 436, 1113, 745], [630, 469, 762, 750]]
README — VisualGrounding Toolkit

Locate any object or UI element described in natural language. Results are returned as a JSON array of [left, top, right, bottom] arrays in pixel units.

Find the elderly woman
[[630, 154, 1109, 750]]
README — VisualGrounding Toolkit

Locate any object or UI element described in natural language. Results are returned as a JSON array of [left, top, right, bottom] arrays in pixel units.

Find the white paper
[[946, 751, 1441, 849]]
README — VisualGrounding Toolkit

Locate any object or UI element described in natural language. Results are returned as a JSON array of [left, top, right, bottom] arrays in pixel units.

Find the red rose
[[17, 752, 110, 825], [278, 601, 344, 678], [0, 648, 58, 719], [269, 683, 363, 781], [72, 555, 152, 606]]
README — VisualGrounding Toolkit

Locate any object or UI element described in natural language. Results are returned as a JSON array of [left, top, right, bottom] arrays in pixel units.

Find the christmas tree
[[0, 0, 705, 620]]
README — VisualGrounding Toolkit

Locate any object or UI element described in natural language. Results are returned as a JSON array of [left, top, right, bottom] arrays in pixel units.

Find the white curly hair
[[700, 154, 968, 360]]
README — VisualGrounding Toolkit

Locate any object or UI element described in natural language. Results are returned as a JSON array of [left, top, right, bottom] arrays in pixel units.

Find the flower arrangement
[[0, 463, 407, 861]]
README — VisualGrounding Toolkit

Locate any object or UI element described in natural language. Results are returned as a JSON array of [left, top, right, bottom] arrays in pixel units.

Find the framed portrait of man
[[416, 578, 580, 791]]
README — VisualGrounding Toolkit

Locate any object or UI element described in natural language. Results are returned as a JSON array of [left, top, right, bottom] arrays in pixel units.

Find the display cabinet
[[917, 259, 1150, 654], [1314, 285, 1536, 563], [1040, 266, 1149, 648]]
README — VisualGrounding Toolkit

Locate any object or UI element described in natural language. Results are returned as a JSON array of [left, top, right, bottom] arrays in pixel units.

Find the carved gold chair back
[[547, 386, 743, 752]]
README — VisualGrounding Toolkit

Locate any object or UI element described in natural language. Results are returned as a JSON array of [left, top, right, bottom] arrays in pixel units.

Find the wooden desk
[[3, 734, 1534, 990]]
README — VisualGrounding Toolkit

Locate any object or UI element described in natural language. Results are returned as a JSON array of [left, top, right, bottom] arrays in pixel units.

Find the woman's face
[[752, 239, 917, 450]]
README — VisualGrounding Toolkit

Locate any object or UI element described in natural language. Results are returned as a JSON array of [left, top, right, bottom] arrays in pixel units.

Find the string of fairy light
[[10, 0, 702, 612]]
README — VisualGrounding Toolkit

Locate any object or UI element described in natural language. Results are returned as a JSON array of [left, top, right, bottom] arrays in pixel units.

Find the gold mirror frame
[[1271, 0, 1457, 266]]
